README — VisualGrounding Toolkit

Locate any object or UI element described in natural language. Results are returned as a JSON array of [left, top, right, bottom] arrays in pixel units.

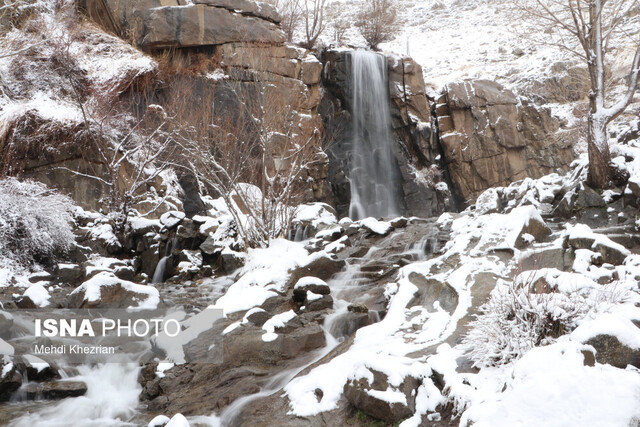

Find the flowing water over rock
[[348, 50, 402, 220]]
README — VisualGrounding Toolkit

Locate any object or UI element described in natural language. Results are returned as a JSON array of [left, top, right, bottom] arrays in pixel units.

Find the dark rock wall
[[321, 49, 449, 219]]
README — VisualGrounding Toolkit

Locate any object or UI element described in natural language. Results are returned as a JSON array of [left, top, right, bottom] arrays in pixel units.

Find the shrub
[[462, 271, 628, 368], [0, 178, 75, 269]]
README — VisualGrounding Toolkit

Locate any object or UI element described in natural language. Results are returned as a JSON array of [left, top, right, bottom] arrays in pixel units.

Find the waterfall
[[348, 50, 401, 220]]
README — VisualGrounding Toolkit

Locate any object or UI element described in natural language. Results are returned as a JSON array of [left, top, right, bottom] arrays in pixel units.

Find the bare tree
[[514, 0, 640, 188], [171, 56, 322, 248], [302, 0, 327, 49], [355, 0, 401, 50], [266, 0, 302, 43]]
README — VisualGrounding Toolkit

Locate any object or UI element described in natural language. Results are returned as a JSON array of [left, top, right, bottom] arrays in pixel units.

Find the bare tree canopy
[[355, 0, 401, 50], [514, 0, 640, 187]]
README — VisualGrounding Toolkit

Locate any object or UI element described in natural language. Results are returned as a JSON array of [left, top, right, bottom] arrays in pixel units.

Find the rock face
[[143, 4, 285, 48], [78, 0, 284, 48], [321, 49, 449, 218], [435, 80, 575, 203]]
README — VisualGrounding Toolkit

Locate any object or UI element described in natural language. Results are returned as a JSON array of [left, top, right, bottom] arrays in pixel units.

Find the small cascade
[[152, 235, 178, 284], [348, 50, 402, 220], [9, 364, 141, 427], [288, 224, 309, 242]]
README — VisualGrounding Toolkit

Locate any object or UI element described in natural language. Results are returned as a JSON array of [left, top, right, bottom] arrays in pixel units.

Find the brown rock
[[142, 5, 285, 49]]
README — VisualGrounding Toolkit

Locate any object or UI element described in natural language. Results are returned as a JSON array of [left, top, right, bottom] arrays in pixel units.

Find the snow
[[70, 272, 160, 310], [165, 413, 190, 427], [262, 310, 297, 342], [154, 308, 223, 364], [366, 387, 407, 405], [148, 415, 171, 427], [293, 203, 338, 228], [23, 283, 51, 307], [359, 217, 393, 235], [461, 341, 640, 427], [294, 276, 328, 289], [572, 311, 640, 350], [160, 211, 186, 229], [213, 239, 308, 314]]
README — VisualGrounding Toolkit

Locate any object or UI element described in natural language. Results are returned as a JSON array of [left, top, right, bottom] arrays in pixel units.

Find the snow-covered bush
[[462, 272, 627, 368], [0, 178, 75, 269]]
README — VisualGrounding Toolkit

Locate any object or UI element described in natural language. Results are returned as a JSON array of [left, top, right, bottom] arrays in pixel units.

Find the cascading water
[[348, 50, 402, 220]]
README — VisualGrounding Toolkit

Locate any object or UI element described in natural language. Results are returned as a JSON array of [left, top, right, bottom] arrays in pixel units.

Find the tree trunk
[[586, 113, 611, 188]]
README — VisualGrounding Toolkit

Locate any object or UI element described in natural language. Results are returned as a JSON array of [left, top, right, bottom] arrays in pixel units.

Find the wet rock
[[408, 272, 458, 314], [22, 380, 88, 400], [305, 294, 333, 312], [221, 250, 245, 273], [114, 265, 136, 281], [593, 241, 629, 266], [348, 303, 369, 313], [0, 364, 21, 402], [390, 217, 408, 228], [628, 178, 640, 198], [329, 311, 371, 338], [344, 369, 420, 424], [28, 272, 53, 283], [138, 360, 159, 387], [584, 334, 640, 369]]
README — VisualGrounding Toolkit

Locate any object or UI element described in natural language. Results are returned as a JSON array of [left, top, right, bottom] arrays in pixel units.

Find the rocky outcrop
[[142, 4, 284, 49], [435, 80, 575, 203], [321, 49, 449, 218], [78, 0, 284, 48]]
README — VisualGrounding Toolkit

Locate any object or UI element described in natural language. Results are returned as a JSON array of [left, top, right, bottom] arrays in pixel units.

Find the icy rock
[[584, 334, 640, 369]]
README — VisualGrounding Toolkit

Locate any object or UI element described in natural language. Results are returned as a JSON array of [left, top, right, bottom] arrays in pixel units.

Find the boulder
[[67, 272, 160, 309], [344, 369, 420, 424], [584, 334, 640, 369], [288, 254, 345, 285]]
